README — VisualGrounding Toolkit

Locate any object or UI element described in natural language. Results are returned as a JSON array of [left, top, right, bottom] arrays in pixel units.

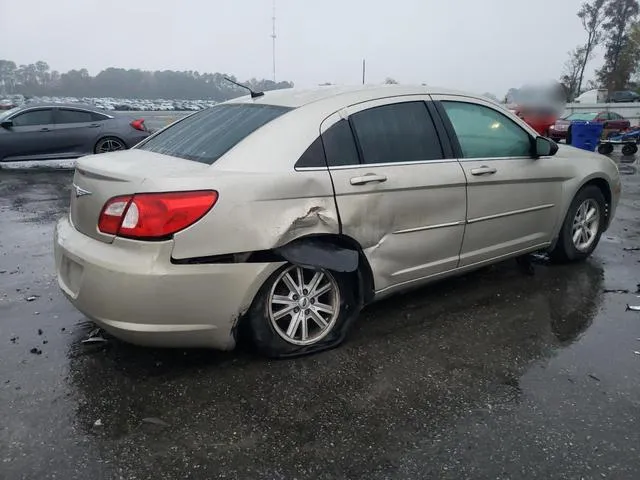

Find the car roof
[[225, 84, 480, 109], [18, 102, 106, 112]]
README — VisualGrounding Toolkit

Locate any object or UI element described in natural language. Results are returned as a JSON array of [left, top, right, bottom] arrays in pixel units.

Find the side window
[[611, 112, 623, 120], [12, 109, 53, 127], [441, 101, 531, 159], [323, 119, 360, 166], [350, 102, 443, 164], [92, 112, 110, 121], [295, 119, 360, 168], [56, 109, 94, 124]]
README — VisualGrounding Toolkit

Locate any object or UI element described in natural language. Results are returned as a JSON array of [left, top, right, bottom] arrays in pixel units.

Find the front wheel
[[246, 263, 359, 358], [598, 143, 614, 155], [549, 186, 606, 263]]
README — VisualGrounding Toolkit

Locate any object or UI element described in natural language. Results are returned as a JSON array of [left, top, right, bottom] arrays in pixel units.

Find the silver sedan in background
[[0, 103, 151, 162]]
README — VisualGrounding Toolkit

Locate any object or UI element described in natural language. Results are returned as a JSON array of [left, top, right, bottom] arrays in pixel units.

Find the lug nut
[[310, 299, 315, 304], [303, 289, 308, 295], [293, 294, 299, 300], [305, 309, 310, 314], [294, 307, 300, 313]]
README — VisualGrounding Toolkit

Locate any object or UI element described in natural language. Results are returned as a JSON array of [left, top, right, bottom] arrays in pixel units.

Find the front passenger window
[[12, 109, 53, 127], [442, 101, 531, 159]]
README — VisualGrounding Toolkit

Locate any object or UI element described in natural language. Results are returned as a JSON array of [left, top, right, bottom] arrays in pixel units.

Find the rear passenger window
[[56, 109, 94, 123], [295, 120, 360, 168], [350, 102, 443, 164], [323, 120, 360, 166]]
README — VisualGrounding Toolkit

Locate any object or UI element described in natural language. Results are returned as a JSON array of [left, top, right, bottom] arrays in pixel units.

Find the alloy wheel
[[267, 265, 340, 346], [572, 199, 600, 252], [96, 138, 125, 153]]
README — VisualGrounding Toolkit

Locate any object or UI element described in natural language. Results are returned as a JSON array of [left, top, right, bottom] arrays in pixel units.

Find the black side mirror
[[534, 136, 558, 158], [1, 120, 13, 129]]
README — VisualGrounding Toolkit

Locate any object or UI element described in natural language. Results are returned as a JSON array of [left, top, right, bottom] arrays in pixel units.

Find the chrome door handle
[[88, 124, 101, 128], [350, 174, 388, 185], [39, 128, 51, 132], [470, 166, 497, 176]]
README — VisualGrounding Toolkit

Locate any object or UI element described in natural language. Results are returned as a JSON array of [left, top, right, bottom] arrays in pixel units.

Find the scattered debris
[[10, 336, 18, 344], [93, 419, 103, 427], [603, 289, 629, 294], [81, 337, 107, 344], [636, 284, 640, 294], [0, 270, 6, 274], [588, 374, 601, 382], [88, 328, 101, 338], [29, 347, 42, 355], [37, 329, 43, 335], [60, 327, 65, 332], [25, 295, 39, 302], [626, 305, 640, 312], [623, 247, 640, 252], [34, 312, 40, 316], [141, 417, 170, 427], [42, 340, 48, 345]]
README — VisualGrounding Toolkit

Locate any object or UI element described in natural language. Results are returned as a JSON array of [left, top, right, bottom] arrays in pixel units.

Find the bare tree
[[384, 77, 399, 84], [597, 0, 640, 90], [577, 0, 606, 94], [561, 46, 588, 100]]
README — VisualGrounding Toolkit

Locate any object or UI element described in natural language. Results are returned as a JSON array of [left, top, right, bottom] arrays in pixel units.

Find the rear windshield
[[137, 104, 292, 164]]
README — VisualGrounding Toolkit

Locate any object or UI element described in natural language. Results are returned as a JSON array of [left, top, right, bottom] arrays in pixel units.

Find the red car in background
[[548, 111, 630, 142], [511, 105, 558, 136]]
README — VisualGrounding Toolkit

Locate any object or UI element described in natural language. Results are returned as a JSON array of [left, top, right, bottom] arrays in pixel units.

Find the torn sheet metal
[[626, 305, 640, 312], [274, 238, 358, 272]]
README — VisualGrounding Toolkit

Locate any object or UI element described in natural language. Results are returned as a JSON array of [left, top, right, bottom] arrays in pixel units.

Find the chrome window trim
[[467, 203, 555, 224], [393, 220, 465, 235], [8, 106, 113, 121], [295, 158, 457, 172]]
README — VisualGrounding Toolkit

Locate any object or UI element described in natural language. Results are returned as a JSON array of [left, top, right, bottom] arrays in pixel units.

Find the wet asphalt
[[1, 155, 639, 480]]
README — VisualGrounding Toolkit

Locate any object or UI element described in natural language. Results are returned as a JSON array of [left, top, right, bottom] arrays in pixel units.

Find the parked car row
[[0, 94, 217, 112]]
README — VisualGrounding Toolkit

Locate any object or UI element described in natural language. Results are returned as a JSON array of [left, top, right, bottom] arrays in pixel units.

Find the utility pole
[[362, 59, 366, 85], [271, 0, 277, 82]]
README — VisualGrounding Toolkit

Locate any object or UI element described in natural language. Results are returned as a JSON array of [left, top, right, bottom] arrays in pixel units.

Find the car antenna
[[223, 77, 264, 98]]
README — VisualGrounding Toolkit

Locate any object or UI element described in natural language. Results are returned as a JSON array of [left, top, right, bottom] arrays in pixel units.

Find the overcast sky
[[1, 0, 599, 96]]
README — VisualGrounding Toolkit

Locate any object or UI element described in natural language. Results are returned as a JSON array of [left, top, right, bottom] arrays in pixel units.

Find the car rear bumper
[[54, 216, 279, 349]]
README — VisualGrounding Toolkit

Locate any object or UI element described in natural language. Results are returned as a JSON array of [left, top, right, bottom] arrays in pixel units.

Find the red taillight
[[130, 119, 146, 131], [98, 191, 218, 239]]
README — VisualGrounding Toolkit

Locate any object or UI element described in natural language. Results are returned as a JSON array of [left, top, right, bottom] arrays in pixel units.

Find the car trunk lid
[[70, 150, 209, 243]]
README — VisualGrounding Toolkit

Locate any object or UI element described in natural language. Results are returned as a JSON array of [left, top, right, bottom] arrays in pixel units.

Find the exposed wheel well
[[275, 234, 376, 306]]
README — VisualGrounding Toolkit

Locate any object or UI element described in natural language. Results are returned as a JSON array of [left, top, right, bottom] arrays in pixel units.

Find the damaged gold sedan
[[54, 85, 621, 357]]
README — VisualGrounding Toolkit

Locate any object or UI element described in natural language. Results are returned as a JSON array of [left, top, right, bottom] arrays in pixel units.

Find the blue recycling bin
[[570, 121, 604, 152]]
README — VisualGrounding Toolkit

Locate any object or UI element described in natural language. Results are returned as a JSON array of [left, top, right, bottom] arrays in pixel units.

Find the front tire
[[622, 143, 638, 156], [550, 186, 606, 263], [246, 264, 359, 358]]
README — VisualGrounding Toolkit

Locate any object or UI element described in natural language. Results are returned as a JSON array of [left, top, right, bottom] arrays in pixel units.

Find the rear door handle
[[470, 166, 497, 176], [88, 123, 101, 128], [39, 127, 51, 132], [350, 174, 388, 185]]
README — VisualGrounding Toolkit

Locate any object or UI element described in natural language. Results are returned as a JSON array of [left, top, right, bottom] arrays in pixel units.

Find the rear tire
[[94, 136, 126, 154], [549, 186, 606, 263], [246, 263, 359, 358], [622, 143, 638, 156]]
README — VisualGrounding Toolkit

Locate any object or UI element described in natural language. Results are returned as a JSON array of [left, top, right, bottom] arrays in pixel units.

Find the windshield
[[137, 104, 292, 164], [564, 112, 598, 121], [0, 107, 20, 122]]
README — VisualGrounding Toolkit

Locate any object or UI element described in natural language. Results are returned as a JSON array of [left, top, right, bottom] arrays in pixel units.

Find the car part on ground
[[53, 85, 621, 357]]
